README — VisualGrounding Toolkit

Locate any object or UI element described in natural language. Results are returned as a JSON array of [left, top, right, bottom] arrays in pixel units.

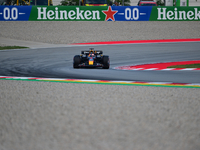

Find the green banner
[[29, 6, 107, 21], [150, 7, 200, 21]]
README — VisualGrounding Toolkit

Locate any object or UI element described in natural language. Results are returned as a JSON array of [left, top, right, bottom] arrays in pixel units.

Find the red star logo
[[102, 6, 118, 21]]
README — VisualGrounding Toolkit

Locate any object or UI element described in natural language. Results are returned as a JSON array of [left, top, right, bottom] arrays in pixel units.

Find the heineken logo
[[157, 8, 200, 20], [37, 7, 101, 20]]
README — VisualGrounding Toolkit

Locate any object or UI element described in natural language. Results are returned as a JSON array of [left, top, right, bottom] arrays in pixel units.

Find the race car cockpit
[[88, 49, 95, 57]]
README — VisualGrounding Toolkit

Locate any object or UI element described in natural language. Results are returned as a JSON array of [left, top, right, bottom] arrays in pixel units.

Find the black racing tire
[[73, 55, 81, 68], [102, 56, 110, 69]]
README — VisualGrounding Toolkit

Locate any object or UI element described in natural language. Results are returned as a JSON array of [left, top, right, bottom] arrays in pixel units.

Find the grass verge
[[0, 46, 29, 50], [167, 63, 200, 68]]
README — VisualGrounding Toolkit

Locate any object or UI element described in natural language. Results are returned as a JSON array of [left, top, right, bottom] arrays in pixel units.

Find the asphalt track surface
[[0, 41, 200, 83]]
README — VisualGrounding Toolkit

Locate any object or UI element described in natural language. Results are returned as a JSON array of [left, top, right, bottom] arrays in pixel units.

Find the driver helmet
[[89, 50, 94, 54]]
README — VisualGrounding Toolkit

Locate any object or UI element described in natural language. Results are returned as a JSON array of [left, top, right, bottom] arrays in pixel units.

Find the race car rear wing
[[81, 51, 103, 55]]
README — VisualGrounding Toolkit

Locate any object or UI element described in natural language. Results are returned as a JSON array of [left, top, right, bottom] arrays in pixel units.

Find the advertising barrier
[[150, 7, 200, 21], [0, 6, 200, 21], [0, 6, 32, 21]]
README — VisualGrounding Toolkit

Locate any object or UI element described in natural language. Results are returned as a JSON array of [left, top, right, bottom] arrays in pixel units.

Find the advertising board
[[0, 6, 200, 21]]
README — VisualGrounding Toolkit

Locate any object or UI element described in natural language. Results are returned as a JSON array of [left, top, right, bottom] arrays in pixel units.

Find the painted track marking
[[0, 76, 200, 88]]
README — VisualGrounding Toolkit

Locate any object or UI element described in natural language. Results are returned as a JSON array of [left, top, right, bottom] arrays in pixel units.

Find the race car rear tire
[[73, 55, 81, 68], [102, 56, 109, 69]]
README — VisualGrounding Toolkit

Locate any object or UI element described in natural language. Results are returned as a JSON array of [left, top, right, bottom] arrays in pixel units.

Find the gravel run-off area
[[0, 21, 200, 44], [0, 21, 200, 150]]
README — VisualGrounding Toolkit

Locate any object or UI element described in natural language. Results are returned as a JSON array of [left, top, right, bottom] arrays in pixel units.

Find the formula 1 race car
[[73, 48, 110, 69]]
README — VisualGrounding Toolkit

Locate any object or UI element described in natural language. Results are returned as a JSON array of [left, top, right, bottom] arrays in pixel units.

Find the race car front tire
[[102, 56, 109, 69], [73, 55, 81, 68]]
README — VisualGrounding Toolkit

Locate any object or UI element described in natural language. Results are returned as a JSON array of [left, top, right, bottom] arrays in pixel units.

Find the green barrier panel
[[150, 7, 200, 21], [29, 6, 107, 21]]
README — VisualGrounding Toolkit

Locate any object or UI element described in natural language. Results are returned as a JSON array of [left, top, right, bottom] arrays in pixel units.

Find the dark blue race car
[[73, 48, 110, 69]]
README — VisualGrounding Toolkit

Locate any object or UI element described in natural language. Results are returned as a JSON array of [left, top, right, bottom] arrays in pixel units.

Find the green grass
[[167, 63, 200, 68], [0, 46, 29, 50]]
